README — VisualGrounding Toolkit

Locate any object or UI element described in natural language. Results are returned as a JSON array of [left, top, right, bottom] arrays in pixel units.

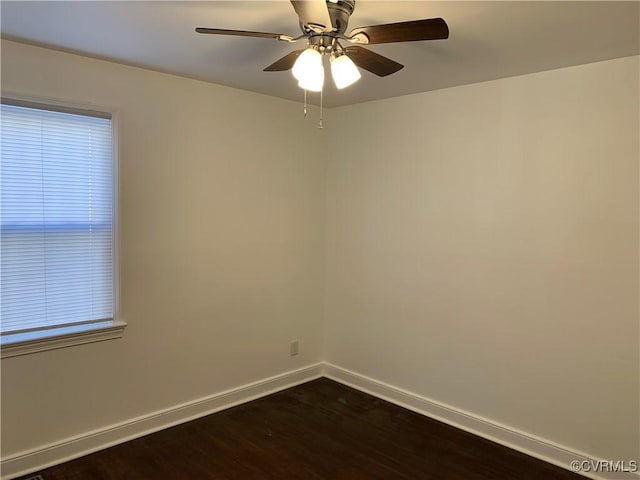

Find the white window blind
[[1, 101, 114, 337]]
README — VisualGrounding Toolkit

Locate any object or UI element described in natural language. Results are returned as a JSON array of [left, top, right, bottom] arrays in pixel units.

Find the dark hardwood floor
[[18, 378, 583, 480]]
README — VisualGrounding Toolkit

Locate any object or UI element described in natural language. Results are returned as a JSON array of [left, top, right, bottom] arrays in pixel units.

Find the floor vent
[[24, 476, 44, 480]]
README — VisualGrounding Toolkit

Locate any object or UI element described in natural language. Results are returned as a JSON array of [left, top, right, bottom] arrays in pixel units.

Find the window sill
[[0, 320, 127, 359]]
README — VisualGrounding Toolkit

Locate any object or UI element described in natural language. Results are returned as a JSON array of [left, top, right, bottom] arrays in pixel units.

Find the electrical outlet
[[290, 340, 299, 356]]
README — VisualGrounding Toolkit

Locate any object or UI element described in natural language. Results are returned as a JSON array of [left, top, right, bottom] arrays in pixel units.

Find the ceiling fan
[[196, 0, 449, 92]]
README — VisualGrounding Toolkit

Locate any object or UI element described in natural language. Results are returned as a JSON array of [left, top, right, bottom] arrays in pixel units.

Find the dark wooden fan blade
[[196, 27, 293, 41], [264, 50, 305, 71], [345, 46, 404, 77], [290, 0, 333, 32], [348, 18, 449, 44]]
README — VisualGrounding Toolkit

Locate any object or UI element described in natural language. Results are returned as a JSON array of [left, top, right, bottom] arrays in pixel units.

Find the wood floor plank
[[17, 378, 583, 480]]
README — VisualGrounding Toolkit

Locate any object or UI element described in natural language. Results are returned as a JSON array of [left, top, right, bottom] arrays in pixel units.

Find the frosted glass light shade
[[298, 66, 324, 92], [330, 54, 361, 89], [292, 48, 322, 82]]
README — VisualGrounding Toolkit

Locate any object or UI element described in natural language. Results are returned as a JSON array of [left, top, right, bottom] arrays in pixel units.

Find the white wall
[[2, 38, 638, 473], [324, 56, 639, 463], [1, 40, 326, 458]]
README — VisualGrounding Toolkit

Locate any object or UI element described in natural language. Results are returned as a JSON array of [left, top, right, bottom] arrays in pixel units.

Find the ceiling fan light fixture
[[330, 53, 361, 89], [292, 47, 322, 82], [298, 65, 325, 92]]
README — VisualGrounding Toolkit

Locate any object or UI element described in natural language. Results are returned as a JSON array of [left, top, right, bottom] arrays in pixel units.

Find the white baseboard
[[4, 362, 636, 480], [323, 363, 639, 480], [1, 363, 324, 480]]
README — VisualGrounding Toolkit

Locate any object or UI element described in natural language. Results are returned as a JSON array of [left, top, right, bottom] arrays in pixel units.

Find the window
[[1, 98, 125, 357]]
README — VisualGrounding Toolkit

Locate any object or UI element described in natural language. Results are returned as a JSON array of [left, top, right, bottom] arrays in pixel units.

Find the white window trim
[[1, 321, 127, 358], [0, 92, 126, 358]]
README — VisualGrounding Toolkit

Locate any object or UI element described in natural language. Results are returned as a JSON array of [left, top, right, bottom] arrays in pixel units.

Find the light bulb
[[298, 66, 324, 92], [330, 54, 361, 89], [292, 48, 322, 82]]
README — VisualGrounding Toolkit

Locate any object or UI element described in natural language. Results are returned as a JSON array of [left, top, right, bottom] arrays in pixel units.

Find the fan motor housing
[[300, 0, 356, 36], [328, 0, 356, 34]]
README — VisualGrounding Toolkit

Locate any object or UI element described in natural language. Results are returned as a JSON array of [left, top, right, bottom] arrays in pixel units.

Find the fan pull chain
[[318, 87, 324, 129], [303, 89, 307, 117]]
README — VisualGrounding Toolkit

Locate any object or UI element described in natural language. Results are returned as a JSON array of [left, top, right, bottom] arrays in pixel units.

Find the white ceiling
[[1, 1, 638, 107]]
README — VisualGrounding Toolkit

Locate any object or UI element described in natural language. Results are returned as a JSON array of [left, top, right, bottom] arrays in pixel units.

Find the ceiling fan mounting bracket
[[302, 23, 328, 35], [277, 34, 297, 43], [347, 33, 369, 44]]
